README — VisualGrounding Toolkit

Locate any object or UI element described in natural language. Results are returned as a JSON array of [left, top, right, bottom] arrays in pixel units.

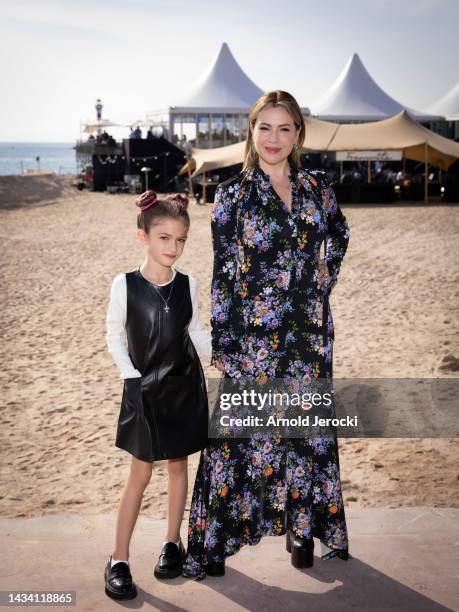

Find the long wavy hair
[[242, 90, 306, 172]]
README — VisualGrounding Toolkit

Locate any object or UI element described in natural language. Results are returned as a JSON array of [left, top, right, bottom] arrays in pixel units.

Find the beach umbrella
[[126, 120, 151, 129], [83, 119, 122, 133]]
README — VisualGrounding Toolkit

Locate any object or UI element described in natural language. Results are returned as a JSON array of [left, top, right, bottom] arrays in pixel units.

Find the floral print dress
[[182, 161, 351, 580]]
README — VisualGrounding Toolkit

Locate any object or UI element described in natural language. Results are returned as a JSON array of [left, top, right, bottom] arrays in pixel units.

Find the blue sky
[[0, 0, 457, 141]]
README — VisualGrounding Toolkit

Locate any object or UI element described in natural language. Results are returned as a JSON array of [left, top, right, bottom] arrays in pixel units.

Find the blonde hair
[[243, 90, 306, 172]]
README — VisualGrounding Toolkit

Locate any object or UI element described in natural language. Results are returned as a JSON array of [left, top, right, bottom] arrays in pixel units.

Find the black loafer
[[154, 540, 186, 579], [104, 556, 137, 600]]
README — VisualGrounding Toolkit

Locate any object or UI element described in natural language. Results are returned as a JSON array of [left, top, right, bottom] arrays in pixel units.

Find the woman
[[182, 90, 350, 581]]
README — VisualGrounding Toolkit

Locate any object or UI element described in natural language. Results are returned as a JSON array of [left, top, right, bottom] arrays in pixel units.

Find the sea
[[0, 143, 77, 175]]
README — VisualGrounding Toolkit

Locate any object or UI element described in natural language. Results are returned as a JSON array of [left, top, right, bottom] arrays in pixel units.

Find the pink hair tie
[[165, 193, 189, 210], [138, 190, 158, 211]]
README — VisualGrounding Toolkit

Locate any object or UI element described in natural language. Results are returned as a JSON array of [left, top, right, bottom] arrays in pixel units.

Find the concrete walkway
[[1, 508, 457, 611]]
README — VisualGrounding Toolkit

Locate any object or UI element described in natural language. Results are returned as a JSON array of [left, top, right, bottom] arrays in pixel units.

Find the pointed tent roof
[[171, 43, 265, 114], [310, 53, 439, 122], [424, 80, 459, 120]]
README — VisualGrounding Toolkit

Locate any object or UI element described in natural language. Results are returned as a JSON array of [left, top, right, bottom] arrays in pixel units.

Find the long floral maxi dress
[[182, 161, 351, 580]]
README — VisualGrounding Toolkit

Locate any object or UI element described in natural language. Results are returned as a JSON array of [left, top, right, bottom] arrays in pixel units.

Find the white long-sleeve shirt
[[106, 266, 212, 379]]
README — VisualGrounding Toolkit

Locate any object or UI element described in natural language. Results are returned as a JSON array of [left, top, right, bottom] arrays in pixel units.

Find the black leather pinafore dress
[[115, 268, 209, 462]]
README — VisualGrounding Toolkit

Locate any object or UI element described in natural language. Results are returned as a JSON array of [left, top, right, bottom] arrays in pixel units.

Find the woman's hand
[[215, 359, 226, 373], [318, 258, 331, 293]]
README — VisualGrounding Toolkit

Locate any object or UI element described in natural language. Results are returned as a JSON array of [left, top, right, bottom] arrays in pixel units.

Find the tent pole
[[186, 153, 194, 200], [367, 160, 371, 183], [424, 142, 428, 205], [202, 172, 206, 205]]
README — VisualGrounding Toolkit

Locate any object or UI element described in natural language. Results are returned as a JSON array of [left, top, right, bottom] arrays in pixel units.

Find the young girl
[[104, 190, 211, 600]]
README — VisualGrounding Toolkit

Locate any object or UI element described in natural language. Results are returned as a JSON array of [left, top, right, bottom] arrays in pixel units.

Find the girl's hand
[[215, 359, 226, 373], [124, 377, 143, 412]]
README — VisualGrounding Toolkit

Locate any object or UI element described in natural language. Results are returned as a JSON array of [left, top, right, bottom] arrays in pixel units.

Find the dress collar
[[242, 160, 300, 191], [238, 161, 321, 205]]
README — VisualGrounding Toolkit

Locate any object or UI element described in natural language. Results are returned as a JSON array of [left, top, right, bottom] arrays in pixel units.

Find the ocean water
[[0, 143, 77, 175]]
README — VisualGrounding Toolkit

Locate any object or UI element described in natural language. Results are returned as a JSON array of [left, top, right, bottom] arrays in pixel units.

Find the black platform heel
[[286, 529, 314, 568], [204, 560, 225, 576]]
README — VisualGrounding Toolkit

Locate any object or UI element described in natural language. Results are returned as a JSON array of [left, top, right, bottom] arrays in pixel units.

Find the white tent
[[425, 80, 459, 121], [171, 42, 265, 113], [310, 53, 439, 122]]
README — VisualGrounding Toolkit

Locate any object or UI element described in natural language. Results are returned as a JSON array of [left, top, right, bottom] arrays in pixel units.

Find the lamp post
[[141, 166, 151, 191], [163, 152, 169, 192]]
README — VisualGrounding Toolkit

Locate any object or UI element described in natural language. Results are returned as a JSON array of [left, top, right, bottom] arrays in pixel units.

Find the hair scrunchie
[[137, 190, 158, 211], [165, 193, 189, 210]]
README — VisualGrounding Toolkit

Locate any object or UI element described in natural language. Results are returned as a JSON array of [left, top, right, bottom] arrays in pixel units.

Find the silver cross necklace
[[151, 279, 175, 312], [139, 267, 175, 312]]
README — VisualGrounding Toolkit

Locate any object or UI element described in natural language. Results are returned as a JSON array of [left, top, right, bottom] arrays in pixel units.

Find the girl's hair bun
[[165, 193, 189, 210], [136, 190, 158, 210]]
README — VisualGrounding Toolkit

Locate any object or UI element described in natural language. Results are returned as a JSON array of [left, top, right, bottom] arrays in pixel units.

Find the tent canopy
[[186, 110, 459, 176], [425, 80, 459, 121], [330, 110, 459, 170], [170, 43, 264, 114], [310, 53, 440, 122]]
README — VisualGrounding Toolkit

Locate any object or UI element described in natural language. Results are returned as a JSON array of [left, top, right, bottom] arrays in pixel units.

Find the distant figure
[[129, 129, 136, 140], [96, 98, 103, 121], [386, 169, 396, 184], [147, 127, 154, 140], [88, 134, 95, 143], [133, 126, 142, 139]]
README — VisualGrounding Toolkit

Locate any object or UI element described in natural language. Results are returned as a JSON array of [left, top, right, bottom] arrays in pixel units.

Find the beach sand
[[0, 175, 458, 519]]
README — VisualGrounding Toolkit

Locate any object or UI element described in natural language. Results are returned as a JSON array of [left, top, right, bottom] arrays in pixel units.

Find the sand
[[0, 172, 77, 209], [0, 174, 458, 519]]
